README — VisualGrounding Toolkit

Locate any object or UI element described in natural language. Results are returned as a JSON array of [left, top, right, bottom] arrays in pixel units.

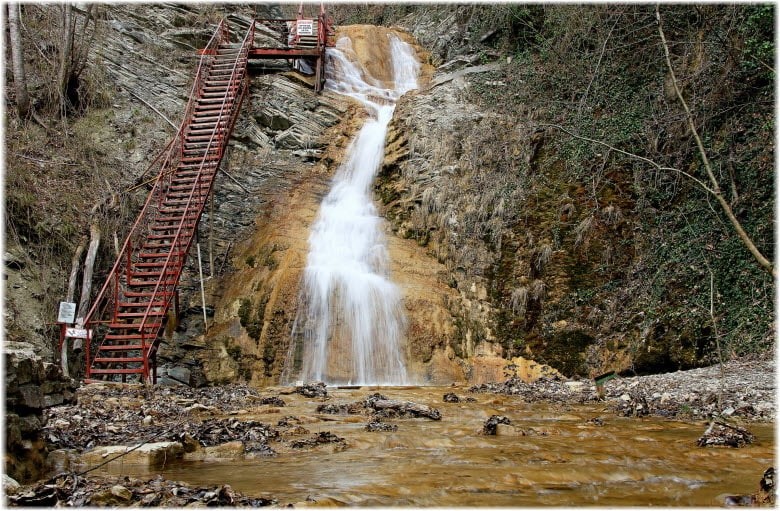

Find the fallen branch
[[128, 90, 177, 131], [218, 241, 233, 275], [75, 221, 101, 329], [221, 167, 252, 193], [13, 153, 79, 166], [63, 235, 87, 377], [124, 167, 176, 194], [536, 123, 714, 194], [76, 420, 184, 476]]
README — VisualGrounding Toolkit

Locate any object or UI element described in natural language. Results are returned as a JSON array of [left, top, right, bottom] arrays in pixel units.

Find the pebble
[[3, 474, 21, 494]]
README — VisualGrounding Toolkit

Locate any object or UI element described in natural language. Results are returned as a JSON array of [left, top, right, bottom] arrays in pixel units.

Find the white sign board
[[65, 328, 89, 339], [297, 19, 314, 36], [58, 302, 77, 324]]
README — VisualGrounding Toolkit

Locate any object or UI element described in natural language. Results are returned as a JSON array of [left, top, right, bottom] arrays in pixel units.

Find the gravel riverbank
[[472, 355, 776, 422]]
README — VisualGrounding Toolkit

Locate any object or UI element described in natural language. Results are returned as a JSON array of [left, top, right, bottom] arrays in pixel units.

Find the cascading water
[[284, 32, 421, 386]]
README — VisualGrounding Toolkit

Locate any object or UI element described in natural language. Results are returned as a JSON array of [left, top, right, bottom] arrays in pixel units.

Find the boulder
[[185, 441, 245, 461], [482, 415, 511, 435], [80, 442, 184, 470]]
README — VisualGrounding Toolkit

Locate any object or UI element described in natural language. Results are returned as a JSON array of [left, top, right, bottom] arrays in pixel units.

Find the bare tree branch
[[579, 12, 622, 115], [536, 123, 715, 194], [656, 4, 774, 277]]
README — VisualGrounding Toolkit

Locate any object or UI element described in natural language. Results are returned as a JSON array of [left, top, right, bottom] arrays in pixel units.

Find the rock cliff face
[[379, 71, 615, 379], [369, 4, 774, 378]]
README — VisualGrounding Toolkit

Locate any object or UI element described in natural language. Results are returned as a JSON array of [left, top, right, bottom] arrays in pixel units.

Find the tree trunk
[[58, 3, 75, 117], [75, 223, 101, 328], [66, 235, 87, 304], [8, 3, 31, 118], [62, 235, 87, 377]]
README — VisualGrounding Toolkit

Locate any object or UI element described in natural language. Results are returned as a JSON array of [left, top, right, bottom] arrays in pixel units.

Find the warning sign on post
[[58, 302, 77, 324], [296, 19, 314, 36]]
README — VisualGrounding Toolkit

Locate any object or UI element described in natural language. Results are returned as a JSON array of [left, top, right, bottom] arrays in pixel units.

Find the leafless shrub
[[600, 204, 623, 225], [533, 243, 553, 274], [530, 279, 547, 301], [410, 205, 427, 231], [574, 215, 595, 248], [559, 202, 576, 219], [602, 245, 614, 266], [510, 286, 529, 316], [421, 186, 440, 214], [493, 196, 506, 219], [586, 306, 602, 327]]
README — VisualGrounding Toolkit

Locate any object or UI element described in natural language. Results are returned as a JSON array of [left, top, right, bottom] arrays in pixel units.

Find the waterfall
[[284, 33, 421, 386]]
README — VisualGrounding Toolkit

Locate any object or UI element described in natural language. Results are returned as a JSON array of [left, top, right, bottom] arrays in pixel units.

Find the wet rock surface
[[481, 415, 511, 435], [8, 473, 275, 507], [442, 392, 476, 403], [259, 396, 286, 407], [43, 383, 273, 450], [369, 398, 442, 420], [365, 419, 398, 432], [470, 376, 573, 403], [314, 392, 443, 421], [289, 432, 345, 450], [184, 419, 279, 452], [443, 392, 460, 403], [722, 467, 776, 507], [295, 382, 328, 398]]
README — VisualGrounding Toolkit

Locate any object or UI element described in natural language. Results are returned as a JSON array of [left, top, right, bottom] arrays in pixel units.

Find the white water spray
[[285, 34, 421, 385]]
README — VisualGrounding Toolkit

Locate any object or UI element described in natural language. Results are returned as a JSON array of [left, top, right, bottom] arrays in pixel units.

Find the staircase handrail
[[136, 22, 254, 343], [82, 20, 228, 336]]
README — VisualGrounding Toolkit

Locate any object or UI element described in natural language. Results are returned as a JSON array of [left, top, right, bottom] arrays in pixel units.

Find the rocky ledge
[[5, 346, 77, 483]]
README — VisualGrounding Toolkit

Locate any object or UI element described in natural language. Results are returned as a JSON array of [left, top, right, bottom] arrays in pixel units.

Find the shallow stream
[[100, 386, 774, 506]]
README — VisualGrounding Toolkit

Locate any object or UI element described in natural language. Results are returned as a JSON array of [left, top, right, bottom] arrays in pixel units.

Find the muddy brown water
[[96, 386, 774, 506]]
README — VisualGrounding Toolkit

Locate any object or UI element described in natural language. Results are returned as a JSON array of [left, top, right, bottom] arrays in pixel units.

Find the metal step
[[108, 322, 162, 330], [89, 368, 145, 375], [93, 357, 146, 364], [124, 291, 176, 298], [118, 301, 168, 308]]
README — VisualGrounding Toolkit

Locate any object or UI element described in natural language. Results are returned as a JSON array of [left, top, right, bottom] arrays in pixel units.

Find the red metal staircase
[[82, 20, 254, 383]]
